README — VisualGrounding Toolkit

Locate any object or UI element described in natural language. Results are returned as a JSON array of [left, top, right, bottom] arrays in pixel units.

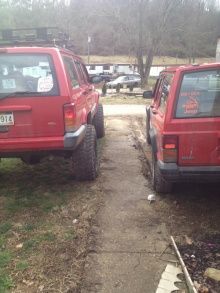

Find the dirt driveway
[[81, 106, 174, 293]]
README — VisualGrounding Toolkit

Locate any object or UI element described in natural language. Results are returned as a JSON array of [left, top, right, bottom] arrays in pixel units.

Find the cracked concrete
[[82, 115, 174, 293]]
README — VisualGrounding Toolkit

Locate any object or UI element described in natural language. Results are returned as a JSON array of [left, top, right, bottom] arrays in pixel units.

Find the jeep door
[[175, 69, 220, 166]]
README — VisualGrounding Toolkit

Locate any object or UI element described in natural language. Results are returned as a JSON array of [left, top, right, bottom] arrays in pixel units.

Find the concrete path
[[103, 104, 146, 116], [82, 116, 170, 293]]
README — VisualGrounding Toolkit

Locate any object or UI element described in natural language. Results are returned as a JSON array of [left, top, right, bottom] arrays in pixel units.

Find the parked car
[[107, 75, 141, 92], [0, 28, 104, 181], [145, 63, 220, 193], [98, 72, 113, 82]]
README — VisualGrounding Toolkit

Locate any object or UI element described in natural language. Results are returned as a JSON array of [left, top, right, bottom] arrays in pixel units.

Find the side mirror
[[143, 90, 153, 99], [90, 76, 103, 84]]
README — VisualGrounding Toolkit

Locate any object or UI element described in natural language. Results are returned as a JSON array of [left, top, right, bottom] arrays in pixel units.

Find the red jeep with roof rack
[[0, 27, 104, 180], [144, 63, 220, 193]]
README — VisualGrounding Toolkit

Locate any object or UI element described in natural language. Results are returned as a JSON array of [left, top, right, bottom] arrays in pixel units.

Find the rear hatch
[[174, 69, 220, 166], [0, 52, 64, 138]]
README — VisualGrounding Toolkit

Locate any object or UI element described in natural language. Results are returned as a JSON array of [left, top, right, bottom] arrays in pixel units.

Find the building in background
[[86, 63, 169, 77]]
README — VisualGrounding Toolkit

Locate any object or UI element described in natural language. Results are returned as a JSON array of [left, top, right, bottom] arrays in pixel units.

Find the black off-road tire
[[93, 104, 105, 138], [146, 115, 151, 145], [72, 125, 99, 181], [151, 152, 172, 193]]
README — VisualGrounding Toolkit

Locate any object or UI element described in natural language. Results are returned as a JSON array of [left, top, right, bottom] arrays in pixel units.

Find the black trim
[[157, 160, 220, 182]]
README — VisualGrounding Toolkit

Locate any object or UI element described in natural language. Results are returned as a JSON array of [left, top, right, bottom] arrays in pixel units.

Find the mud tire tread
[[93, 104, 105, 138], [152, 153, 172, 193], [73, 125, 98, 181]]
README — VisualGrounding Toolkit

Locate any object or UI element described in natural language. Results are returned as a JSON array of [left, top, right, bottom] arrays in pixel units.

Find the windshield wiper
[[0, 91, 39, 100]]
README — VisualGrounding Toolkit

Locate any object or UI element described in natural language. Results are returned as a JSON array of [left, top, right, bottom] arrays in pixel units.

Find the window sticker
[[2, 79, 16, 89], [181, 91, 199, 114], [37, 76, 53, 92]]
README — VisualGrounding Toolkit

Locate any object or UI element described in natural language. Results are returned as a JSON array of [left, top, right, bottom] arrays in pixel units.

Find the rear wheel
[[72, 125, 99, 181], [93, 104, 105, 138], [151, 151, 172, 193]]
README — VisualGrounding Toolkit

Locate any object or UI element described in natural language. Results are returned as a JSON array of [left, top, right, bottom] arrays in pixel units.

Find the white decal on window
[[37, 76, 53, 92]]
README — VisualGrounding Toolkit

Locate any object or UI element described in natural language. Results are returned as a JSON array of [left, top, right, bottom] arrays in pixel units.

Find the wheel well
[[150, 131, 157, 159]]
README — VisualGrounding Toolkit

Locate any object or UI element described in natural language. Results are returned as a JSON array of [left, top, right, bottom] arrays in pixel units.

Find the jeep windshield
[[176, 69, 220, 118], [0, 53, 59, 97]]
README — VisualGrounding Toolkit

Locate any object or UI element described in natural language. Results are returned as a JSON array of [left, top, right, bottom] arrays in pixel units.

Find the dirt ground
[[0, 99, 220, 293]]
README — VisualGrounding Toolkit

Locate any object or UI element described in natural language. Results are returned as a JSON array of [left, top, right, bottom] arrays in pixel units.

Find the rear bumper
[[0, 125, 86, 154], [158, 160, 220, 182]]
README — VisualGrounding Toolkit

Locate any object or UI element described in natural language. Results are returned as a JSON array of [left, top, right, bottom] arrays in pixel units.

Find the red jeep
[[0, 28, 104, 180], [145, 63, 220, 193]]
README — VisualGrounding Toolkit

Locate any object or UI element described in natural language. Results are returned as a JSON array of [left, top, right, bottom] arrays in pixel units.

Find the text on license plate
[[0, 113, 14, 125]]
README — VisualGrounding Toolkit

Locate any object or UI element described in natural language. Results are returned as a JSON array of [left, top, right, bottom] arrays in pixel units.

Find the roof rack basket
[[0, 27, 74, 50]]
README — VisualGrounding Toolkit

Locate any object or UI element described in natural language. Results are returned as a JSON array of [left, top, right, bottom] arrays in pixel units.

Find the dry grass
[[0, 156, 104, 292], [81, 55, 215, 65]]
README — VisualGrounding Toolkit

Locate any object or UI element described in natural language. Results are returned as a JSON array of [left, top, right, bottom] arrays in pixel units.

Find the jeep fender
[[81, 108, 88, 124], [149, 126, 157, 159], [146, 106, 157, 157]]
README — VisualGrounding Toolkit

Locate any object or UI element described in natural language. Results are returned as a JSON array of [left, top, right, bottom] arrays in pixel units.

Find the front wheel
[[72, 125, 99, 181], [93, 104, 105, 138], [151, 152, 172, 193]]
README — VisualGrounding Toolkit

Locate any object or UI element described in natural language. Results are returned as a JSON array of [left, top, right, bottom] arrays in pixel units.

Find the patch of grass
[[5, 193, 65, 214], [81, 55, 214, 65], [22, 223, 36, 232], [38, 232, 56, 242], [23, 232, 56, 252], [0, 237, 6, 249], [0, 222, 12, 235], [0, 251, 11, 268], [16, 260, 29, 271], [23, 239, 38, 251], [0, 272, 13, 292], [64, 229, 77, 241]]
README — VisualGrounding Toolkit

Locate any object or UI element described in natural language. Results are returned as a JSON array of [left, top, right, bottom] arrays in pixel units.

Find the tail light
[[64, 104, 76, 132], [162, 135, 178, 163]]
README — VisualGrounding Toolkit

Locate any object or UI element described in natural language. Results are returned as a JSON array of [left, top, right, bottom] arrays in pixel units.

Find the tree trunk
[[143, 48, 154, 87]]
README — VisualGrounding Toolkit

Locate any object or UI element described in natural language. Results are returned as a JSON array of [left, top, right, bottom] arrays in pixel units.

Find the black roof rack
[[0, 27, 74, 50]]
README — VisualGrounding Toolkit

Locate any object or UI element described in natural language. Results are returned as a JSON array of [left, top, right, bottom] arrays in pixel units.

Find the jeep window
[[158, 74, 173, 113], [63, 57, 79, 88], [74, 61, 87, 84], [80, 63, 90, 83], [0, 54, 58, 96], [176, 70, 220, 118]]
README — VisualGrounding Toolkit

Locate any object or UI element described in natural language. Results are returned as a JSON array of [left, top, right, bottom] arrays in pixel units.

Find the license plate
[[0, 113, 14, 125]]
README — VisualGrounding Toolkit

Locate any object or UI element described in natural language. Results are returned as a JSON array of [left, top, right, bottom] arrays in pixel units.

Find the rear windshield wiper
[[0, 91, 40, 100]]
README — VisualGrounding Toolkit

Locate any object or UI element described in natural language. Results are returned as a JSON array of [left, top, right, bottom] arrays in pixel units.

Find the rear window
[[0, 53, 59, 96], [176, 70, 220, 118]]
